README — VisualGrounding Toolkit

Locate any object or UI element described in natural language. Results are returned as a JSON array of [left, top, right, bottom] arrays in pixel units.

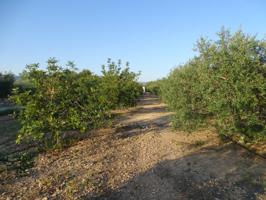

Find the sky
[[0, 0, 265, 81]]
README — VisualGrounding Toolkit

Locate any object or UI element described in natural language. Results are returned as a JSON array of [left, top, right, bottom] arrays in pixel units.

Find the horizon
[[1, 0, 266, 81]]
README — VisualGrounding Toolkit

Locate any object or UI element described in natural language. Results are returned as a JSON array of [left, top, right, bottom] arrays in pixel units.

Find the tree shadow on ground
[[137, 94, 161, 106], [114, 114, 172, 139], [130, 105, 167, 114], [86, 143, 266, 200]]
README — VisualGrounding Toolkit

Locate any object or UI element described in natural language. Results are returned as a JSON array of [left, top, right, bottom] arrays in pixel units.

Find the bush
[[100, 59, 142, 108], [10, 58, 142, 147], [145, 80, 162, 95], [10, 58, 109, 146], [161, 61, 209, 131], [161, 29, 266, 141], [0, 72, 15, 98]]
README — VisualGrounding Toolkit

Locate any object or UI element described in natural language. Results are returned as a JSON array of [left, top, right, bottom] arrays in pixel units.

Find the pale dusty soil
[[0, 94, 266, 200]]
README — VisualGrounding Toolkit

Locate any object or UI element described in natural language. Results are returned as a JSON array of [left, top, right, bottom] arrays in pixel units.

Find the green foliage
[[161, 61, 209, 131], [101, 59, 142, 108], [161, 29, 266, 141], [10, 58, 107, 146], [145, 80, 163, 95], [0, 72, 15, 98], [10, 58, 142, 147]]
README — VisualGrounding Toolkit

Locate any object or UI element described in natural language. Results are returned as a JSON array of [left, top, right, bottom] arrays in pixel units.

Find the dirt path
[[1, 94, 266, 200]]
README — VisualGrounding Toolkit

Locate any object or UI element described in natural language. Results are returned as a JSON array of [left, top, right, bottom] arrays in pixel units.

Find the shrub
[[10, 58, 142, 147], [145, 80, 162, 95], [10, 58, 109, 146], [161, 29, 266, 141], [100, 59, 142, 108], [161, 61, 209, 131]]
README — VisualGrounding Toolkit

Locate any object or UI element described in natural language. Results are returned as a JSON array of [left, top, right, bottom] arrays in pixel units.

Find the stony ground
[[0, 94, 266, 200]]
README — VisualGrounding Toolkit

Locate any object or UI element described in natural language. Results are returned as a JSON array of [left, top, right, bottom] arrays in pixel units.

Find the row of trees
[[157, 29, 266, 142], [10, 58, 142, 146]]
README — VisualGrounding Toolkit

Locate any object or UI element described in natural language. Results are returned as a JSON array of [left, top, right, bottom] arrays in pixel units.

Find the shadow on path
[[87, 143, 266, 200]]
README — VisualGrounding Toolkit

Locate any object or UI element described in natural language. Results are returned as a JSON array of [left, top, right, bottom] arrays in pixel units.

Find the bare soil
[[0, 94, 265, 200]]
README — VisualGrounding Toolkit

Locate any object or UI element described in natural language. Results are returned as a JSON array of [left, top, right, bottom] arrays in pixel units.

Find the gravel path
[[1, 94, 266, 200]]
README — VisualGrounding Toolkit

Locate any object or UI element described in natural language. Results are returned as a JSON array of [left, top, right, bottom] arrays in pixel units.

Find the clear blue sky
[[0, 0, 265, 81]]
